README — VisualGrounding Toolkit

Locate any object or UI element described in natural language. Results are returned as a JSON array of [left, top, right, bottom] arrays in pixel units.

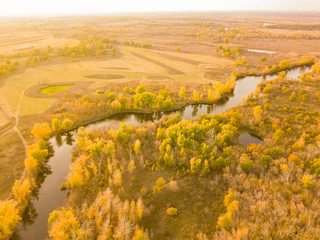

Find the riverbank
[[233, 61, 314, 79]]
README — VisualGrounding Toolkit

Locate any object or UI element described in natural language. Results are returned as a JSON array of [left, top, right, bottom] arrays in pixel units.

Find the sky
[[1, 0, 320, 17]]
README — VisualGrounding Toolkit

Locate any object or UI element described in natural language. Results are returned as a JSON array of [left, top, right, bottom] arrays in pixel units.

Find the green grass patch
[[39, 84, 73, 95]]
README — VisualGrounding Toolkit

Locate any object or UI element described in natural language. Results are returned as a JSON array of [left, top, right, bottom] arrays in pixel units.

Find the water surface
[[247, 49, 277, 54]]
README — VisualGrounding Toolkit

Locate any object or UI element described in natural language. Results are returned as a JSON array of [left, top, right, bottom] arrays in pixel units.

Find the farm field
[[1, 45, 234, 119]]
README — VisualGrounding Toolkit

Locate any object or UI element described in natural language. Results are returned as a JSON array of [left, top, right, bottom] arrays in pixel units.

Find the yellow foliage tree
[[0, 200, 21, 239], [31, 123, 52, 139]]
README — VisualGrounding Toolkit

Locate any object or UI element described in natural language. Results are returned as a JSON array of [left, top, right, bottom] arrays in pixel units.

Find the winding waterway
[[13, 66, 311, 240]]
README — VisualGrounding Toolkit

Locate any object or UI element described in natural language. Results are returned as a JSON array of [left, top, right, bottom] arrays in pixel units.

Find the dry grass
[[0, 131, 25, 199], [0, 31, 79, 54], [84, 74, 125, 79]]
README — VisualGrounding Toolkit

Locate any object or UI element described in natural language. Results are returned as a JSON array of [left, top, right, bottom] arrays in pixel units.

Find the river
[[12, 66, 311, 240]]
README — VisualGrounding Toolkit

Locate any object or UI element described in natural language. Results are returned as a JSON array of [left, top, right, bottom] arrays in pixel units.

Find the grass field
[[1, 45, 233, 118], [0, 31, 79, 54], [39, 84, 73, 95], [0, 131, 25, 199]]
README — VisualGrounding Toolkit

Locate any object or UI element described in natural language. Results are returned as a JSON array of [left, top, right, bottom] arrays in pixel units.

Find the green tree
[[239, 154, 254, 175], [179, 86, 186, 100], [52, 118, 61, 132], [272, 129, 285, 145], [260, 57, 267, 62], [61, 119, 74, 130]]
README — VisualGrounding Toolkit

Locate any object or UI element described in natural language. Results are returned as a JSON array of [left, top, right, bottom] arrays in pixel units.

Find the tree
[[239, 154, 254, 175], [48, 208, 81, 239], [253, 106, 263, 123], [106, 92, 115, 102], [302, 174, 314, 189], [193, 90, 200, 101], [278, 71, 287, 80], [25, 157, 38, 173], [28, 145, 48, 162], [312, 60, 320, 75], [289, 93, 297, 101], [260, 57, 267, 62], [156, 128, 166, 140], [61, 118, 73, 131], [52, 118, 61, 132], [31, 123, 52, 139], [13, 179, 31, 206], [135, 84, 147, 94], [272, 129, 285, 145], [128, 160, 136, 173], [218, 213, 232, 232], [134, 140, 141, 155], [153, 177, 165, 194], [132, 228, 149, 240], [190, 158, 202, 175], [136, 198, 143, 220], [179, 86, 186, 100], [223, 188, 238, 207], [134, 92, 156, 109], [260, 155, 272, 166], [0, 200, 21, 239], [113, 169, 122, 187]]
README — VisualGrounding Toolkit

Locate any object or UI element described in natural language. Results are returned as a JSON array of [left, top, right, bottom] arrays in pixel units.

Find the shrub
[[260, 155, 272, 166], [167, 207, 178, 216], [240, 154, 254, 175]]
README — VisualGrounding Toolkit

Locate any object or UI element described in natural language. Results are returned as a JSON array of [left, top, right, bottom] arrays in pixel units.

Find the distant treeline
[[267, 24, 320, 31]]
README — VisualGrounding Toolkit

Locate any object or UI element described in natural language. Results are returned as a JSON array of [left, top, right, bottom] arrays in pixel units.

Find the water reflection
[[192, 105, 198, 116], [15, 135, 74, 240], [55, 135, 63, 147], [65, 133, 75, 146], [239, 133, 264, 146], [247, 49, 277, 54]]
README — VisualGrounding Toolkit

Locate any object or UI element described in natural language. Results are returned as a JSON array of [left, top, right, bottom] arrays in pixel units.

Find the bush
[[167, 207, 178, 216], [240, 154, 254, 175], [260, 57, 267, 62], [61, 119, 74, 131], [260, 155, 272, 166]]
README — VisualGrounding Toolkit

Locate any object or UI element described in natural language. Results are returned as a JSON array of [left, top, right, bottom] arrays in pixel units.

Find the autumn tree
[[31, 123, 52, 139], [0, 200, 21, 239], [179, 86, 186, 100]]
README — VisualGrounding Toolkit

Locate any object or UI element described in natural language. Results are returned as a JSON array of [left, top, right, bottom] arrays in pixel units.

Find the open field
[[0, 31, 79, 55], [1, 45, 234, 118]]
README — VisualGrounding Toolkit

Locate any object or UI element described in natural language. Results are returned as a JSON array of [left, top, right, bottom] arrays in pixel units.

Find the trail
[[0, 83, 31, 200], [0, 83, 30, 152]]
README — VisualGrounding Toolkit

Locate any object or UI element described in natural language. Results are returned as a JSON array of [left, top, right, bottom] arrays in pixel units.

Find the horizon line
[[1, 9, 320, 19]]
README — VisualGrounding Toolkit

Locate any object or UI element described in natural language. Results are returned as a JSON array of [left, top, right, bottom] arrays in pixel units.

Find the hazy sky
[[1, 0, 320, 16]]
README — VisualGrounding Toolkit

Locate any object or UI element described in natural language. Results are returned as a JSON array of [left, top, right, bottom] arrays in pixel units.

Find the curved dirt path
[[0, 83, 31, 200], [0, 84, 30, 151]]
